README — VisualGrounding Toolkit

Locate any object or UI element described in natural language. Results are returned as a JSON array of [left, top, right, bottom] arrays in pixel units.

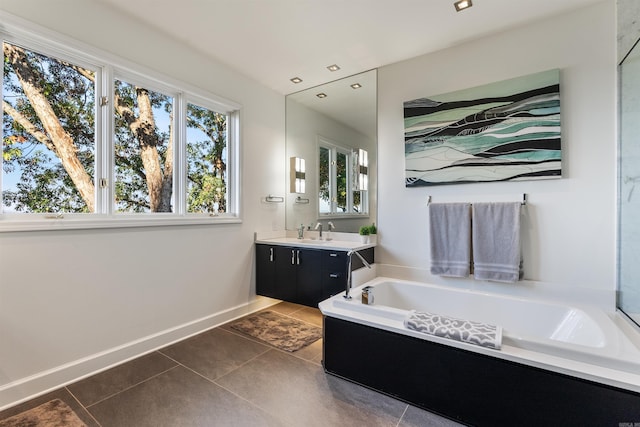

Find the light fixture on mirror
[[454, 0, 472, 12], [290, 157, 306, 193], [358, 148, 368, 191]]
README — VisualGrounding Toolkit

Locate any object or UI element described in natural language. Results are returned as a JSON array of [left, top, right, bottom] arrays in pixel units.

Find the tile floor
[[0, 302, 464, 427]]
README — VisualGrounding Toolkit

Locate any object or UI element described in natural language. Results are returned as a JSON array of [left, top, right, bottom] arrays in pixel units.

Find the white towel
[[472, 202, 523, 283], [429, 203, 471, 278]]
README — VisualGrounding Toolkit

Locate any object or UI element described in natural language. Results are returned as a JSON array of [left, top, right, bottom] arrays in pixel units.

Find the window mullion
[[174, 94, 186, 215], [98, 65, 114, 215], [330, 148, 337, 214]]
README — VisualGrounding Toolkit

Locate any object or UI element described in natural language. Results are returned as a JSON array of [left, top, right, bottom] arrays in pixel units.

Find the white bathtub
[[319, 277, 640, 393]]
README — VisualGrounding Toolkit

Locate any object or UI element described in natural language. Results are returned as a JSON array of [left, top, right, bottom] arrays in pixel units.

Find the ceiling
[[98, 0, 603, 95]]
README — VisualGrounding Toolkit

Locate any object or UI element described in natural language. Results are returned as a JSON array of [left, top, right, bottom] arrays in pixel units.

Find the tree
[[2, 42, 226, 214]]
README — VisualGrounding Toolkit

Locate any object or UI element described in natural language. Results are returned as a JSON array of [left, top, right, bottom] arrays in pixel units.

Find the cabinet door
[[256, 245, 277, 298], [322, 250, 348, 300], [296, 248, 322, 307], [274, 246, 298, 302]]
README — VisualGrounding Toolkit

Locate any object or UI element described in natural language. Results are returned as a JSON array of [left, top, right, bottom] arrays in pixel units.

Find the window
[[186, 101, 228, 215], [318, 137, 367, 216], [2, 41, 97, 213], [1, 26, 239, 230]]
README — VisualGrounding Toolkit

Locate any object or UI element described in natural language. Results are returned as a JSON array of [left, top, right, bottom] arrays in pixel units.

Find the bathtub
[[319, 277, 640, 426]]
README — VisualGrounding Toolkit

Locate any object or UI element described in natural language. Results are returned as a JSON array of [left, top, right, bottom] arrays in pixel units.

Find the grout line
[[159, 348, 294, 426], [84, 365, 180, 409], [65, 387, 103, 427], [396, 404, 409, 427]]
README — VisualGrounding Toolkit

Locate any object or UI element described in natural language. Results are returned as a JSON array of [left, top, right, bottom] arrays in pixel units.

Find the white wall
[[0, 0, 285, 408], [377, 2, 617, 296]]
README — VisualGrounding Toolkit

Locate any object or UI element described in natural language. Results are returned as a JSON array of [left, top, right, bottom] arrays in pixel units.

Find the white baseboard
[[0, 296, 278, 411]]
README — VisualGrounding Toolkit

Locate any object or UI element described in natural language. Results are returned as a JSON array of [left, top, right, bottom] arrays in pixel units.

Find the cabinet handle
[[291, 250, 295, 265], [329, 253, 338, 257], [296, 250, 300, 265], [329, 273, 339, 278], [270, 247, 273, 262]]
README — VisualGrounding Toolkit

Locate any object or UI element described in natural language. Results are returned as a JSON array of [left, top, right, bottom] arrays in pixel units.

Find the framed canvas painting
[[404, 69, 561, 187]]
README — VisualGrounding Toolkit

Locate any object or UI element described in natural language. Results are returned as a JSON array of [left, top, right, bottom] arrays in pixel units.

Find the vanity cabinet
[[256, 244, 374, 308], [256, 244, 321, 306], [322, 250, 349, 299]]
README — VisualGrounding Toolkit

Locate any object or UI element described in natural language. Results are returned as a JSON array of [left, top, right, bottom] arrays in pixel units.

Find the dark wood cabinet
[[256, 243, 374, 308], [256, 244, 321, 307], [321, 250, 348, 299]]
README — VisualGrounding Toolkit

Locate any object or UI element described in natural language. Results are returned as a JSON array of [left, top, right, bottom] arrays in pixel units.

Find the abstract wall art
[[404, 69, 561, 187]]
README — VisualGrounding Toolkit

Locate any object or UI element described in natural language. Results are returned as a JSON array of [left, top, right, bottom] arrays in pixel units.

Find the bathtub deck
[[323, 315, 640, 426]]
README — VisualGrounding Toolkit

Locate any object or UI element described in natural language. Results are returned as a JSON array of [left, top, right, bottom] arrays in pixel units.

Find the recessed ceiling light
[[351, 83, 362, 89], [327, 64, 341, 72], [316, 93, 327, 98], [290, 77, 303, 84], [454, 0, 472, 12]]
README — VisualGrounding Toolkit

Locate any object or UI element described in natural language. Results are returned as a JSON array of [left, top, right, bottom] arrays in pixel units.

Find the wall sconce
[[290, 157, 306, 193], [358, 149, 368, 191]]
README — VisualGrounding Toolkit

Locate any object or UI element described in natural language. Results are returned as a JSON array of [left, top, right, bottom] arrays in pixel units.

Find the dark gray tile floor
[[0, 303, 464, 427]]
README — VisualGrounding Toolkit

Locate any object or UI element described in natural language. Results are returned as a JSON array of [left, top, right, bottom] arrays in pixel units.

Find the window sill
[[0, 214, 242, 233]]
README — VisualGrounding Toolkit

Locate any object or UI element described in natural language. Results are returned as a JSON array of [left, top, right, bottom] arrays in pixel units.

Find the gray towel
[[404, 310, 502, 350], [472, 202, 523, 283], [429, 203, 471, 277]]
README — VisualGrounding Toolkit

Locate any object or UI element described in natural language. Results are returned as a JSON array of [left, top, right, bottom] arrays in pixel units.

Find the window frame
[[0, 13, 242, 232]]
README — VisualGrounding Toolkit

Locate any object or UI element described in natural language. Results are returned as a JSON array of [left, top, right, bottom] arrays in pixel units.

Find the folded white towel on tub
[[404, 310, 502, 350], [472, 202, 523, 283], [429, 203, 472, 278]]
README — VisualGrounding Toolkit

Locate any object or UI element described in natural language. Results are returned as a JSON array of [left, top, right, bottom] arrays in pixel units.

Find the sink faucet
[[344, 250, 372, 300], [315, 222, 323, 239], [297, 224, 305, 239], [327, 221, 335, 231]]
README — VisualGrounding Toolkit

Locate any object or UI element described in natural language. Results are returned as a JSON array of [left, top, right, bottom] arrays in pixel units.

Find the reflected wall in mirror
[[619, 37, 640, 327], [286, 70, 377, 233]]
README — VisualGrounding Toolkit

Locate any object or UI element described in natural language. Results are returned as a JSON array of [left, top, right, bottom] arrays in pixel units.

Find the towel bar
[[427, 193, 528, 206]]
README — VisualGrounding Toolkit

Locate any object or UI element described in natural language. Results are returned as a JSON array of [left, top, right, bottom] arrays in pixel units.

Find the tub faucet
[[344, 250, 372, 300], [315, 222, 323, 239]]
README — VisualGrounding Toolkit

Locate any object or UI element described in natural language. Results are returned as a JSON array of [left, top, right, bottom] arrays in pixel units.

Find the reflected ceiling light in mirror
[[454, 0, 472, 11], [290, 77, 303, 84], [316, 93, 327, 98], [327, 64, 341, 72], [351, 83, 362, 89], [358, 148, 368, 191], [290, 157, 306, 193]]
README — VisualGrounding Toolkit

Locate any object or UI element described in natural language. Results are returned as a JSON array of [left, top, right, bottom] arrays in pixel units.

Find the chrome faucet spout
[[344, 250, 372, 300], [314, 222, 323, 239]]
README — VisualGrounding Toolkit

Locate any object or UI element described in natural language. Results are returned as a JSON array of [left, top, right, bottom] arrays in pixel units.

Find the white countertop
[[255, 231, 376, 252]]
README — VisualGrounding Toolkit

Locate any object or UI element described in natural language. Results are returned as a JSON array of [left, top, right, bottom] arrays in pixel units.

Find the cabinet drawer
[[323, 250, 347, 269]]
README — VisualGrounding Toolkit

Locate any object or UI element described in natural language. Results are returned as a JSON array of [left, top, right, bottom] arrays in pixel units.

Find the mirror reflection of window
[[318, 138, 367, 216], [319, 146, 331, 214]]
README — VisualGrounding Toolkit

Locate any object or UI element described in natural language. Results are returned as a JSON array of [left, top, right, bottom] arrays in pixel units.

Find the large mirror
[[285, 70, 377, 233], [619, 38, 640, 327]]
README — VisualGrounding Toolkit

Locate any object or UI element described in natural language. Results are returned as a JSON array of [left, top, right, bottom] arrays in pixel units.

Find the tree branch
[[2, 100, 57, 154]]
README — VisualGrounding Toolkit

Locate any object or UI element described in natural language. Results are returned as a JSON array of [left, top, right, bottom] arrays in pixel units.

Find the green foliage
[[359, 223, 377, 235], [2, 42, 227, 214]]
